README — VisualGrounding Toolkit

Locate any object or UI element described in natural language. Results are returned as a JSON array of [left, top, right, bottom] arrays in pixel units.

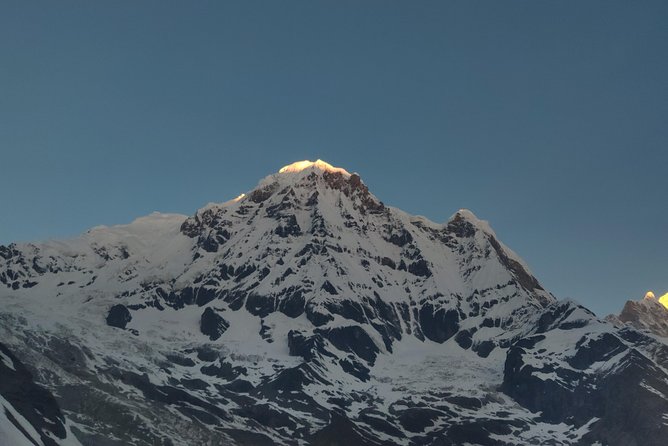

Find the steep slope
[[1, 160, 667, 445], [0, 343, 81, 446], [504, 302, 668, 445]]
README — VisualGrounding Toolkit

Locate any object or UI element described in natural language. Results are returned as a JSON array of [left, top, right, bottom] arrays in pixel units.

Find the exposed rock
[[201, 361, 245, 380], [321, 280, 338, 295], [398, 407, 441, 433], [245, 294, 276, 318], [274, 215, 302, 238], [277, 289, 306, 318], [386, 229, 413, 247], [502, 330, 668, 446], [310, 412, 378, 446], [408, 259, 432, 278], [249, 182, 278, 203], [488, 234, 545, 296], [200, 307, 229, 341], [454, 329, 473, 349], [446, 213, 477, 238], [339, 357, 371, 381], [419, 304, 459, 343], [106, 304, 132, 329], [380, 257, 396, 269], [472, 340, 495, 358], [317, 326, 380, 364], [607, 296, 668, 337], [0, 343, 68, 446]]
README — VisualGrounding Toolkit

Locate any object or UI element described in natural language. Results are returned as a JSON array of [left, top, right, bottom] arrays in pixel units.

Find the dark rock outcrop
[[106, 304, 132, 329], [200, 307, 230, 341], [502, 330, 668, 446], [607, 295, 668, 337], [317, 326, 380, 364], [310, 412, 379, 446], [419, 304, 459, 343]]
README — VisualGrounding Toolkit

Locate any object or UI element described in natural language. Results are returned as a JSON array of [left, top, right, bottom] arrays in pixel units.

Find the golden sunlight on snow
[[645, 291, 668, 310], [279, 159, 351, 176], [659, 292, 668, 309]]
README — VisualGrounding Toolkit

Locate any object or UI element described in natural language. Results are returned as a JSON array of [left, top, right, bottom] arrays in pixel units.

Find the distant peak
[[644, 290, 668, 309], [450, 209, 480, 222], [447, 209, 494, 233], [278, 160, 351, 177]]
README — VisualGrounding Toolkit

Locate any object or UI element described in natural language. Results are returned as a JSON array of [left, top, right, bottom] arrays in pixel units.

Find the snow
[[278, 159, 351, 176], [0, 350, 16, 372], [0, 158, 557, 364], [611, 295, 668, 339], [0, 395, 43, 446], [641, 290, 668, 310], [0, 394, 83, 446], [2, 160, 660, 445], [659, 292, 668, 309]]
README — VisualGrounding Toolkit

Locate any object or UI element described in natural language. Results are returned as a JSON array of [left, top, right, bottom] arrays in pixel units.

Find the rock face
[[503, 303, 668, 446], [200, 307, 229, 341], [0, 343, 76, 446], [0, 160, 667, 445], [606, 293, 668, 337], [106, 304, 132, 329]]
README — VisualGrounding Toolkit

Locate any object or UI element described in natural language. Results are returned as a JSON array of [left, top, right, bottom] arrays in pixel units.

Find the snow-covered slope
[[1, 160, 667, 445], [0, 342, 82, 446]]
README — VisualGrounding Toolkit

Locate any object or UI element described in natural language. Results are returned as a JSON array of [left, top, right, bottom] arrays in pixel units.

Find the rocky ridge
[[606, 291, 668, 338]]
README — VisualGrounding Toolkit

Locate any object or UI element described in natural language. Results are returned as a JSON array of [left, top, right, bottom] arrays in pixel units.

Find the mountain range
[[1, 160, 667, 446]]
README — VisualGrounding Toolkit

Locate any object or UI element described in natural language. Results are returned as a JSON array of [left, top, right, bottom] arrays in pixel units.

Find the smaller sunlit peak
[[644, 291, 668, 310], [233, 193, 245, 202], [279, 159, 351, 176]]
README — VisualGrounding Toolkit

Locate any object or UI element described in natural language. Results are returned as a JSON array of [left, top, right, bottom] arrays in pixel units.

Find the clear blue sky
[[1, 1, 666, 316]]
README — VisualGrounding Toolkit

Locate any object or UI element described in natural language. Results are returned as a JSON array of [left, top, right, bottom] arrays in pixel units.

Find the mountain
[[1, 160, 667, 446], [606, 292, 668, 338]]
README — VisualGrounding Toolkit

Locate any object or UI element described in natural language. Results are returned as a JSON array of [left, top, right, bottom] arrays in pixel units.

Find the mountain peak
[[449, 209, 484, 226], [4, 162, 668, 446], [447, 209, 496, 237], [278, 159, 351, 177], [606, 291, 668, 337], [645, 290, 668, 309], [242, 159, 383, 213]]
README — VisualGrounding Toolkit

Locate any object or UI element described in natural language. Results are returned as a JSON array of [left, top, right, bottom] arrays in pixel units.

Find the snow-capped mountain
[[1, 160, 667, 446], [606, 292, 668, 338]]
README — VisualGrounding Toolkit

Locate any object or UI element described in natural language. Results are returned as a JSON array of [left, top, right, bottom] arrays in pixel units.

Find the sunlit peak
[[659, 292, 668, 310], [279, 159, 351, 176], [645, 290, 668, 310]]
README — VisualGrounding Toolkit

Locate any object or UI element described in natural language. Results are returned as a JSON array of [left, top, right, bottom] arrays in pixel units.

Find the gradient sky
[[1, 1, 666, 316]]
